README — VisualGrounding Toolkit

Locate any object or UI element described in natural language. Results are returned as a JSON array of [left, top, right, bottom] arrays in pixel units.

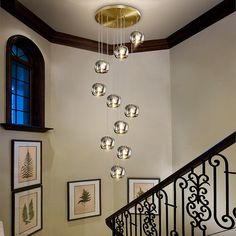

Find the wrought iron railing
[[106, 132, 236, 236]]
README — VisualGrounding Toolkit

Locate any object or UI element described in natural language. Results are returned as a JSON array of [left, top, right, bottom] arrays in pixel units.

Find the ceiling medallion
[[95, 5, 141, 28]]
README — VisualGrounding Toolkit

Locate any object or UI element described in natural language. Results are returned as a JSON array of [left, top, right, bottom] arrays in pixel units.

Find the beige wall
[[0, 8, 172, 236], [171, 12, 236, 170], [170, 12, 236, 236], [0, 8, 51, 236]]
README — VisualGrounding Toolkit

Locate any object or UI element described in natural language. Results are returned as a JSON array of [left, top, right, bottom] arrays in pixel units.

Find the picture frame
[[12, 140, 42, 190], [67, 179, 101, 221], [128, 178, 160, 214], [12, 186, 42, 236], [0, 221, 5, 236]]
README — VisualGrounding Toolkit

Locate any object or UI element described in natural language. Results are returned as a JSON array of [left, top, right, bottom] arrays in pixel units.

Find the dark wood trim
[[1, 0, 235, 52], [167, 0, 236, 48], [127, 39, 169, 53], [51, 31, 114, 54], [0, 0, 54, 41], [1, 123, 53, 132]]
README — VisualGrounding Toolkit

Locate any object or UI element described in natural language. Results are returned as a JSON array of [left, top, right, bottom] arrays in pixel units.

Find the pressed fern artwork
[[14, 187, 42, 235], [22, 199, 35, 225], [21, 149, 34, 179], [68, 179, 101, 220], [74, 185, 95, 214], [78, 189, 91, 205], [12, 140, 42, 190], [136, 187, 145, 198]]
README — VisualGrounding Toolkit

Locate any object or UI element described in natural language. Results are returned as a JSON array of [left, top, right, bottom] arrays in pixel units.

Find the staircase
[[106, 132, 236, 236]]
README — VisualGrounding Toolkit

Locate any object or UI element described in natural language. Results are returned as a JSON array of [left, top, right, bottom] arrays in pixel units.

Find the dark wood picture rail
[[1, 0, 235, 53]]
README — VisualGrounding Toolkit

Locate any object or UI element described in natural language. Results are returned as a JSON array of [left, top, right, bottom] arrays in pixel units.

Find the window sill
[[1, 123, 53, 133]]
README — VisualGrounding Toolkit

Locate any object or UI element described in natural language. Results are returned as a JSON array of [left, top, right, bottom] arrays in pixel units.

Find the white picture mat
[[0, 221, 4, 236], [14, 187, 42, 236], [13, 141, 41, 189], [69, 180, 100, 220]]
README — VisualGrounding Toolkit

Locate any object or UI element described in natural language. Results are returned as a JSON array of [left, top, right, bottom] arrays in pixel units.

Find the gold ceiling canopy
[[95, 5, 141, 28]]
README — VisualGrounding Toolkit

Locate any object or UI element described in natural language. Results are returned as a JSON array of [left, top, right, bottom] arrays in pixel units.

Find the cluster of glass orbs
[[93, 27, 144, 179], [100, 136, 115, 150], [110, 165, 125, 179], [92, 83, 106, 96], [107, 95, 121, 108], [114, 121, 129, 134], [117, 146, 132, 159], [94, 60, 110, 73], [125, 104, 139, 118]]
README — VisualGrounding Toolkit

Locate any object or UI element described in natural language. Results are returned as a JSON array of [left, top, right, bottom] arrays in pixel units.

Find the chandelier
[[92, 5, 144, 179]]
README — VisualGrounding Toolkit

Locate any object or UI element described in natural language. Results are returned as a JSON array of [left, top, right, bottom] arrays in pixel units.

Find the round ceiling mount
[[95, 5, 141, 28]]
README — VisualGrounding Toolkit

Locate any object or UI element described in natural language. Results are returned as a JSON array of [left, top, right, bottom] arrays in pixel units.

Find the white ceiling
[[19, 0, 223, 43]]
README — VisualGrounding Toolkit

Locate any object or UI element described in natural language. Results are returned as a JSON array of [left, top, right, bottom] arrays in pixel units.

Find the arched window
[[4, 35, 48, 132]]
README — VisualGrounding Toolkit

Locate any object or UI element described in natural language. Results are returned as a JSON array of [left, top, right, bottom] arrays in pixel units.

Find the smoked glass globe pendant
[[114, 121, 129, 134], [130, 31, 144, 46], [110, 165, 125, 179], [95, 60, 110, 73], [92, 83, 106, 96], [100, 136, 115, 150], [114, 45, 129, 60], [125, 104, 139, 118], [107, 95, 121, 108], [117, 146, 132, 159]]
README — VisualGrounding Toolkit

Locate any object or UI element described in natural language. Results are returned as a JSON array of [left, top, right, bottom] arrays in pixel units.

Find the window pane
[[20, 54, 29, 62], [16, 111, 29, 125], [12, 79, 16, 94], [24, 112, 30, 125], [16, 80, 30, 97], [17, 48, 24, 57], [11, 110, 16, 124], [17, 65, 29, 83], [16, 96, 30, 111], [16, 111, 23, 124], [17, 47, 29, 62], [16, 95, 23, 110], [23, 98, 30, 111], [11, 45, 17, 56], [11, 94, 16, 109], [12, 63, 17, 78]]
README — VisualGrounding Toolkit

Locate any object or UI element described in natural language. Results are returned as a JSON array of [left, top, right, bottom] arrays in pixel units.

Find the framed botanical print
[[12, 140, 42, 190], [12, 186, 42, 236], [128, 178, 160, 214], [67, 179, 101, 221]]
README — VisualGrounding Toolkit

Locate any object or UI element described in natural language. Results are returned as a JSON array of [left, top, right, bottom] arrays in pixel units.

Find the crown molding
[[1, 0, 53, 41], [51, 31, 113, 54], [1, 0, 235, 53], [167, 0, 236, 48]]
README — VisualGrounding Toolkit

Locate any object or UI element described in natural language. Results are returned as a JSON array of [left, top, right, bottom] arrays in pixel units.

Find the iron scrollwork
[[186, 169, 212, 231], [115, 215, 124, 235], [142, 196, 158, 236], [209, 154, 236, 229]]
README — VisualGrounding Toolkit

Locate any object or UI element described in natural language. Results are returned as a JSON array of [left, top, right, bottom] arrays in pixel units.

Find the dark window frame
[[2, 35, 52, 132]]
